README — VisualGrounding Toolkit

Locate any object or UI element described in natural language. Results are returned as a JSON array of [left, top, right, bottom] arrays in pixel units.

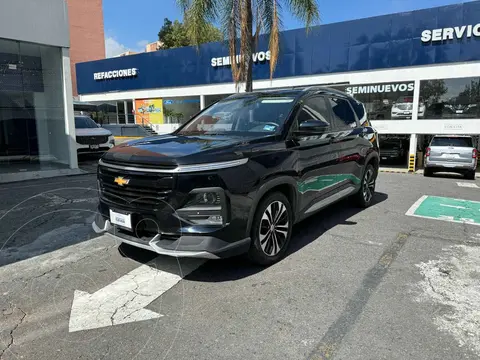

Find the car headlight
[[175, 188, 227, 226], [108, 136, 115, 146]]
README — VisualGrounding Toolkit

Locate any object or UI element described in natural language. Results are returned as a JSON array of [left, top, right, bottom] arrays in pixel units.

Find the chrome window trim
[[98, 158, 248, 173]]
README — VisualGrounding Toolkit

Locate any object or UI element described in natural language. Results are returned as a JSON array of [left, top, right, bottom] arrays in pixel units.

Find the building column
[[200, 95, 205, 110], [124, 100, 129, 123], [132, 99, 137, 124], [411, 79, 421, 121], [408, 79, 421, 173], [408, 134, 417, 173], [61, 47, 78, 170]]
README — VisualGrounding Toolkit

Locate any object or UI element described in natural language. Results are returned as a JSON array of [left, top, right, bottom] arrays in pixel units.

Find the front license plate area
[[110, 209, 132, 230], [90, 144, 99, 150]]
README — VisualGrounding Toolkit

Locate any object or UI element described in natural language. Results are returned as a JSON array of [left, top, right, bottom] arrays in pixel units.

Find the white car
[[391, 96, 425, 119], [75, 116, 115, 154]]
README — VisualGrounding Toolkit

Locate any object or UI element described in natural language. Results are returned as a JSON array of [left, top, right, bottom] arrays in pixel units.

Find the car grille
[[98, 164, 174, 211], [76, 135, 109, 145]]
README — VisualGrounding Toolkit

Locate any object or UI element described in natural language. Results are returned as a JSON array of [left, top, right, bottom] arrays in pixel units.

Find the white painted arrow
[[69, 258, 205, 332], [440, 203, 466, 209]]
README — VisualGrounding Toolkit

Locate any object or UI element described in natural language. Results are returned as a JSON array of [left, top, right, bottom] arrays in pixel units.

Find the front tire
[[248, 192, 293, 266], [354, 164, 376, 208]]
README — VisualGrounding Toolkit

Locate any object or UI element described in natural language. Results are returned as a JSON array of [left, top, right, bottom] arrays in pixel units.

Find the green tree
[[457, 79, 480, 103], [420, 80, 448, 104], [158, 17, 222, 49], [178, 0, 320, 92], [158, 18, 173, 47]]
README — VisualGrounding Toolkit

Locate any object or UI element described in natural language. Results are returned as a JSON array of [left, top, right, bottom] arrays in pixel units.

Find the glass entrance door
[[116, 101, 126, 124]]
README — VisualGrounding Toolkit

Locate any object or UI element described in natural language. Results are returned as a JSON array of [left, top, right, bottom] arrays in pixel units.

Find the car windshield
[[177, 96, 296, 136], [75, 116, 98, 129], [431, 136, 473, 147]]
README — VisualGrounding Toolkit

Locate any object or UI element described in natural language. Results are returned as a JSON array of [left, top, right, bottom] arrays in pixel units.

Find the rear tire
[[423, 169, 432, 177], [247, 192, 293, 266], [465, 170, 476, 180], [354, 164, 376, 208]]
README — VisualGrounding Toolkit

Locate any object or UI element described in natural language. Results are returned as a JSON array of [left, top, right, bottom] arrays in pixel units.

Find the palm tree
[[177, 0, 320, 92]]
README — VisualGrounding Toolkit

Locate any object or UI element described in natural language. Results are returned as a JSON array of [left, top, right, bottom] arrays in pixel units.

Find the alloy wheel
[[259, 201, 289, 256], [362, 168, 375, 203]]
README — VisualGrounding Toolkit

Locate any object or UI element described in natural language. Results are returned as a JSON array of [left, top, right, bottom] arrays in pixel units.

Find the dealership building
[[76, 2, 480, 170]]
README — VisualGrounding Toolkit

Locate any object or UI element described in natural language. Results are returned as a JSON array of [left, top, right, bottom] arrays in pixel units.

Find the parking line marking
[[405, 195, 428, 216], [457, 182, 479, 188], [406, 196, 480, 226]]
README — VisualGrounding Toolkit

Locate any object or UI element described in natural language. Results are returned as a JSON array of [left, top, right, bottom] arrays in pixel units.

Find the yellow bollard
[[408, 154, 415, 173]]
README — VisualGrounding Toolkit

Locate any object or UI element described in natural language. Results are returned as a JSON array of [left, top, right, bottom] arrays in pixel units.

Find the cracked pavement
[[1, 171, 480, 359]]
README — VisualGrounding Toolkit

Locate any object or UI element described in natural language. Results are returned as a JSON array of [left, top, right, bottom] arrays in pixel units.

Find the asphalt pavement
[[1, 169, 480, 360]]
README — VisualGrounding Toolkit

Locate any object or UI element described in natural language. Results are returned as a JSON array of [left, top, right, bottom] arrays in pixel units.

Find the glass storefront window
[[91, 102, 117, 124], [163, 96, 200, 124], [333, 82, 422, 120], [420, 77, 480, 119], [205, 94, 231, 108], [0, 38, 69, 172]]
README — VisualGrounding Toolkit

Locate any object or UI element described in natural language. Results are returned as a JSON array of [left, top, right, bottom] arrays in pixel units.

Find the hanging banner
[[135, 98, 164, 124]]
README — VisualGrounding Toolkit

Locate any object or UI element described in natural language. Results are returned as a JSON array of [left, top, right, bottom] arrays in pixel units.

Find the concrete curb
[[379, 168, 409, 174]]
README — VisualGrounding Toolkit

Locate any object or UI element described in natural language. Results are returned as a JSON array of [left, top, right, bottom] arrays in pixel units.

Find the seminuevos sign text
[[211, 51, 271, 67], [345, 83, 414, 95]]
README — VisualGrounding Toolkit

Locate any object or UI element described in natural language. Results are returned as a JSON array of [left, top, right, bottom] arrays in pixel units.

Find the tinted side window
[[297, 96, 331, 125], [328, 97, 357, 129], [350, 100, 365, 125]]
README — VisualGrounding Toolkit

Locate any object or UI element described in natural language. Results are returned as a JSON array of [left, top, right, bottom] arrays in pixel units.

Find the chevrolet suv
[[93, 88, 379, 265]]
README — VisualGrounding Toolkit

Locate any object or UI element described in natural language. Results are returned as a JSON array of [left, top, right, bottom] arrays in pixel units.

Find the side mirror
[[297, 119, 329, 133]]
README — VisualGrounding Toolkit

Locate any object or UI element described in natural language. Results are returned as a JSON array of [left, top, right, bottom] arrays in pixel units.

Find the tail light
[[473, 149, 478, 159], [425, 147, 431, 157]]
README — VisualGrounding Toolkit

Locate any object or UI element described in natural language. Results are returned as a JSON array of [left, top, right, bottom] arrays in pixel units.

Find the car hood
[[76, 128, 112, 136], [102, 133, 273, 167]]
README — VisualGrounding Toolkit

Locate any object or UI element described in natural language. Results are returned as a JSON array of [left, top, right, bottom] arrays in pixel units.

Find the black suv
[[93, 88, 379, 265]]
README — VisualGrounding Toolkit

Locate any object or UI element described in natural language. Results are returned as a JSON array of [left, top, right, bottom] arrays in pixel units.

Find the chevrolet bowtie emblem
[[114, 176, 130, 186]]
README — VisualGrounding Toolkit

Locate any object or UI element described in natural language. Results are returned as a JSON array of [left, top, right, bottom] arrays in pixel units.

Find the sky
[[103, 0, 476, 57]]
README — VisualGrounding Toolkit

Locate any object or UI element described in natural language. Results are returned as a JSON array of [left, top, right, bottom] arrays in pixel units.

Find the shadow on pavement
[[427, 172, 470, 180], [78, 154, 102, 173], [186, 192, 389, 282]]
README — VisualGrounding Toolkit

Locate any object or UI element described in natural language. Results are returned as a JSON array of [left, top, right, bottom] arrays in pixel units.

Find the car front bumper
[[92, 213, 251, 259]]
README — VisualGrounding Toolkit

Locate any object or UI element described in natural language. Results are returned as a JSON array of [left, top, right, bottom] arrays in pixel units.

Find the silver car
[[424, 135, 478, 179]]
